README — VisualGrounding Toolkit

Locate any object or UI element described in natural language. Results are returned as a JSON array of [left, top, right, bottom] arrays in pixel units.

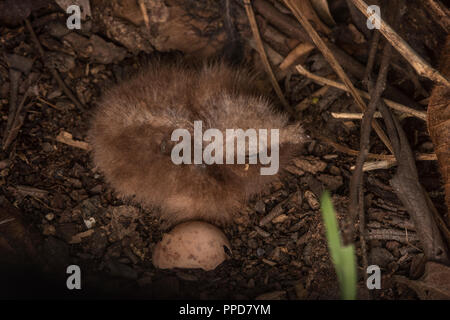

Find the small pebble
[[256, 248, 265, 257], [84, 217, 96, 229]]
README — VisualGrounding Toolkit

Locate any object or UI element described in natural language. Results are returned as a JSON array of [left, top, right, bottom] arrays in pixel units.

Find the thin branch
[[36, 96, 64, 111], [349, 0, 450, 86], [366, 228, 419, 243], [0, 217, 15, 226], [244, 0, 291, 113], [25, 19, 85, 111], [295, 65, 427, 121], [352, 160, 396, 172], [248, 0, 424, 112], [284, 0, 393, 153], [317, 134, 436, 161], [363, 31, 381, 87], [331, 112, 382, 119], [423, 0, 450, 33], [2, 76, 37, 150], [138, 0, 150, 30], [351, 24, 394, 295], [278, 42, 314, 71], [350, 38, 393, 221]]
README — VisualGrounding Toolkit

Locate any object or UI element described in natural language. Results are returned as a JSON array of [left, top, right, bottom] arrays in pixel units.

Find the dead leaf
[[427, 35, 450, 211]]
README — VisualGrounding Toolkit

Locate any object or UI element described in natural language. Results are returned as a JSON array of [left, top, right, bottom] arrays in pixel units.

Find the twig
[[2, 69, 20, 150], [283, 0, 393, 153], [249, 0, 424, 112], [55, 131, 90, 151], [345, 0, 371, 39], [423, 0, 450, 33], [331, 112, 382, 119], [295, 65, 427, 120], [317, 134, 436, 161], [24, 19, 85, 111], [354, 33, 391, 296], [138, 0, 150, 30], [244, 0, 291, 113], [350, 160, 396, 172], [248, 39, 284, 67], [363, 31, 381, 87], [366, 228, 419, 243], [352, 158, 439, 172], [349, 0, 450, 86], [36, 96, 64, 111], [391, 63, 430, 99], [350, 32, 393, 221], [427, 35, 450, 220], [278, 42, 315, 71], [0, 217, 15, 226], [2, 84, 33, 150], [13, 185, 49, 198], [353, 4, 399, 290]]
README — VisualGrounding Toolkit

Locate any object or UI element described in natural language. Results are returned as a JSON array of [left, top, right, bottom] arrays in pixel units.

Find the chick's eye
[[160, 140, 174, 156], [160, 140, 167, 153], [159, 136, 175, 155]]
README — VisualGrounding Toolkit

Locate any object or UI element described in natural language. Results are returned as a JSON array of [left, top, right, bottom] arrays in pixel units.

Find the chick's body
[[89, 61, 306, 226]]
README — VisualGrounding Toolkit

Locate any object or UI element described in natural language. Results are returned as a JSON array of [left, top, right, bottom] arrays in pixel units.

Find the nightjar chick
[[88, 61, 308, 226]]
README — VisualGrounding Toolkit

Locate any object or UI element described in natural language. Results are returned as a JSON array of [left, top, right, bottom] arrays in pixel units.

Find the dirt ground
[[0, 0, 449, 299]]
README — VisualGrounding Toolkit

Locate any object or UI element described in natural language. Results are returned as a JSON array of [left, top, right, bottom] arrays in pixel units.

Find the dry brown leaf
[[427, 35, 450, 211]]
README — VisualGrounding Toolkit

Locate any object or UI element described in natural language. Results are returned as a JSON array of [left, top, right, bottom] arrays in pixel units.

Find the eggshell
[[152, 221, 231, 271]]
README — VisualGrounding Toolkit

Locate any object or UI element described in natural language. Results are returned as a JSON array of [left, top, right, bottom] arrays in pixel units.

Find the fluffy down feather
[[88, 61, 307, 226]]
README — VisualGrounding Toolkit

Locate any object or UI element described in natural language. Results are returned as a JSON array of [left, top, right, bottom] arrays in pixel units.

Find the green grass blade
[[320, 191, 357, 300]]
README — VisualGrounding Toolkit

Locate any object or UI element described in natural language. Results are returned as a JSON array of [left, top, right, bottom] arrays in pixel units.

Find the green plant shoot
[[320, 191, 357, 300]]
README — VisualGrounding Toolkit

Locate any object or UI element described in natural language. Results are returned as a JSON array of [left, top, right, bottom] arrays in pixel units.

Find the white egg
[[152, 221, 231, 271]]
